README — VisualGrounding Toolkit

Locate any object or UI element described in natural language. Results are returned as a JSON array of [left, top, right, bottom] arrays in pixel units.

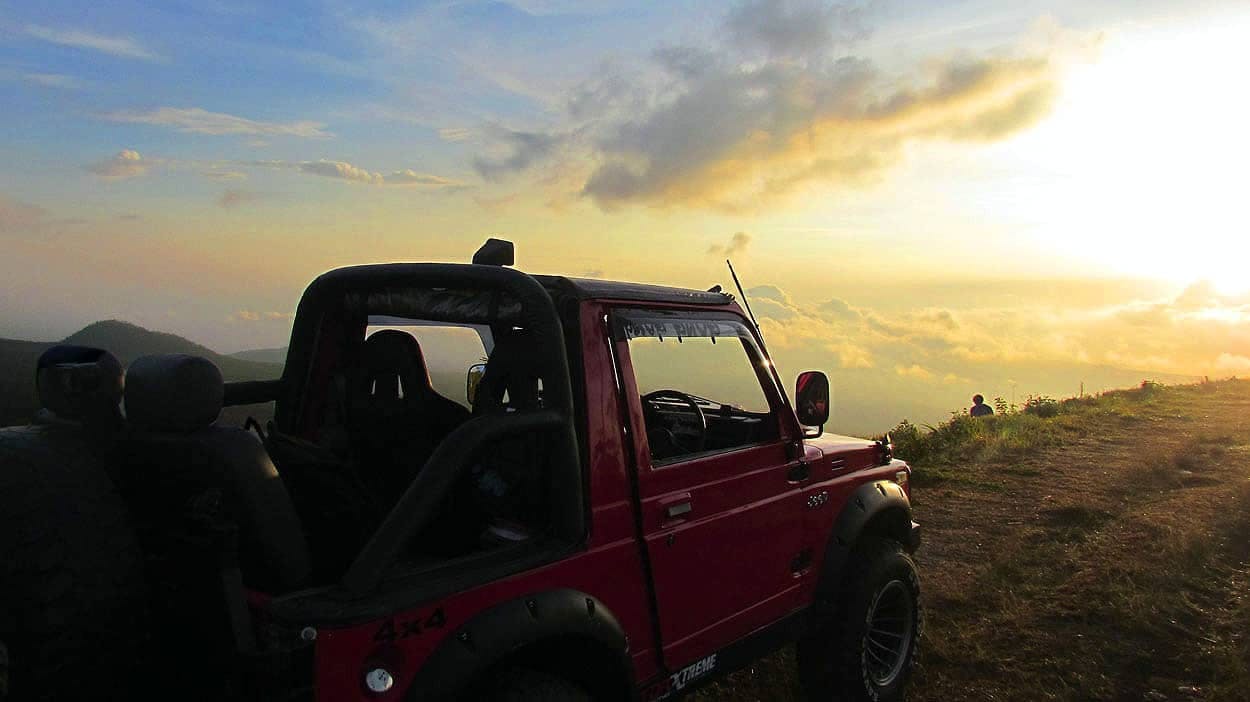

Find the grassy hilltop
[[700, 380, 1250, 702]]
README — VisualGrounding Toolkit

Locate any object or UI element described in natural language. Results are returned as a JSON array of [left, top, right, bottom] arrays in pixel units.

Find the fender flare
[[816, 479, 914, 601], [405, 589, 631, 700]]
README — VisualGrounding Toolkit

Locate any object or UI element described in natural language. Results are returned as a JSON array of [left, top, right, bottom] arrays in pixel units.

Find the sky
[[2, 0, 1249, 432]]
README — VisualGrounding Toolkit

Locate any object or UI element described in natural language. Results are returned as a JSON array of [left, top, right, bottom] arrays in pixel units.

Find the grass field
[[695, 380, 1250, 702]]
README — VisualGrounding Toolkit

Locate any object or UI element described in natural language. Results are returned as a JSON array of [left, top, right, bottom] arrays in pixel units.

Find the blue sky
[[3, 0, 1249, 430]]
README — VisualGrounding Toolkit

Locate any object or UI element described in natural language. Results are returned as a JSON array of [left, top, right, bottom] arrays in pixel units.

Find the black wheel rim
[[862, 579, 914, 687]]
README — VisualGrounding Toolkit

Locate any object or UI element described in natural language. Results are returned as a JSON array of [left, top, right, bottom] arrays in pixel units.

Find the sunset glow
[[2, 0, 1248, 431]]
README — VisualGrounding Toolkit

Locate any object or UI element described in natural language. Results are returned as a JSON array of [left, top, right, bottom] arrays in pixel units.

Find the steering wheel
[[641, 389, 708, 455]]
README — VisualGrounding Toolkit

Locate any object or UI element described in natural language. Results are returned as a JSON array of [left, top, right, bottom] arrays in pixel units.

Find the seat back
[[121, 354, 310, 593], [347, 331, 470, 498]]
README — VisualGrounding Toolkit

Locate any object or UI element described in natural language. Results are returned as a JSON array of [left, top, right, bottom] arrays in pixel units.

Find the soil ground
[[696, 380, 1250, 702]]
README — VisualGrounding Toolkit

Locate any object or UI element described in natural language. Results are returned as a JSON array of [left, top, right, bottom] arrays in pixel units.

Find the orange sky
[[2, 0, 1248, 430]]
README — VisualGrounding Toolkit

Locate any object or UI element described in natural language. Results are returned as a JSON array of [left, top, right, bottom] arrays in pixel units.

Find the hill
[[65, 321, 280, 380], [698, 379, 1250, 702], [231, 346, 288, 365], [0, 320, 280, 427]]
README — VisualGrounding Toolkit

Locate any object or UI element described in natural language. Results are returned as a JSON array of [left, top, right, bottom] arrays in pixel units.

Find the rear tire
[[798, 537, 921, 702], [0, 427, 148, 701], [490, 667, 592, 702]]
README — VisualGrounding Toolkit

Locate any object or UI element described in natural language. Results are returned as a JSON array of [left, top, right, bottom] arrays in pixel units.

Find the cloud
[[499, 0, 625, 15], [298, 160, 383, 184], [229, 309, 294, 323], [0, 195, 47, 233], [101, 107, 331, 138], [86, 150, 149, 180], [25, 25, 159, 61], [581, 52, 1055, 209], [726, 0, 869, 58], [471, 1, 1063, 211], [20, 72, 84, 89], [896, 364, 934, 380], [78, 150, 462, 189], [249, 159, 463, 188], [820, 297, 863, 322], [1215, 353, 1250, 373], [708, 231, 752, 257], [472, 127, 565, 181], [438, 127, 473, 142], [217, 189, 264, 208], [387, 170, 461, 187], [203, 170, 247, 181]]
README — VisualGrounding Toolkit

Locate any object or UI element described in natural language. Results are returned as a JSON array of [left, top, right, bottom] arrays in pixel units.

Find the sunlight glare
[[992, 13, 1250, 293]]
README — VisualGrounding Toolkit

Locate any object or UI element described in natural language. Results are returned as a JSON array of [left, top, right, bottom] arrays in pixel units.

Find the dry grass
[[695, 379, 1250, 702]]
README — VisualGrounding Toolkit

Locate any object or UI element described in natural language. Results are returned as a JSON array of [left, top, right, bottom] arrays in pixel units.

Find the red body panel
[[607, 306, 812, 667]]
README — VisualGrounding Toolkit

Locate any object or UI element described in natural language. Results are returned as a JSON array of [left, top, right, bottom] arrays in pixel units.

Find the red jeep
[[0, 240, 920, 701]]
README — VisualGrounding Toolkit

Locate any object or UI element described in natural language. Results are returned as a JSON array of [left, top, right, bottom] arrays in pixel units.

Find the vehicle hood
[[802, 432, 887, 473]]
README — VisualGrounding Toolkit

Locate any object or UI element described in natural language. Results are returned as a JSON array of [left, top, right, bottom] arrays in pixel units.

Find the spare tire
[[0, 425, 148, 701]]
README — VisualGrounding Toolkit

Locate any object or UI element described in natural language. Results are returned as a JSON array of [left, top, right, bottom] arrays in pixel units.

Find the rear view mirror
[[795, 370, 830, 431], [467, 363, 487, 405]]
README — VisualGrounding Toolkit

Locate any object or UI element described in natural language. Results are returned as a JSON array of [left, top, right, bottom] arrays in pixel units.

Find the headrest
[[362, 330, 428, 376], [125, 354, 224, 433], [36, 345, 124, 421], [358, 330, 432, 399]]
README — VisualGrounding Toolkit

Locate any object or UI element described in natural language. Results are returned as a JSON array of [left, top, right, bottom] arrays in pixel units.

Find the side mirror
[[467, 363, 487, 406], [795, 370, 830, 433]]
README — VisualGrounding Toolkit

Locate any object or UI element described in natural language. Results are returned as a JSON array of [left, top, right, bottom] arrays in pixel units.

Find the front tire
[[798, 537, 921, 702]]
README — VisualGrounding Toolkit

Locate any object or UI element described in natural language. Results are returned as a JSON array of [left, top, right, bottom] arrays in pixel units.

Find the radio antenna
[[727, 259, 767, 350]]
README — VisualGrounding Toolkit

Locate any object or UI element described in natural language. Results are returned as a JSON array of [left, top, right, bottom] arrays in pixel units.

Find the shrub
[[1023, 395, 1059, 418]]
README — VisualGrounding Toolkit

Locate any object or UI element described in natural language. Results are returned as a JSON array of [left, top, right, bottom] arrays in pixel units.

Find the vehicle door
[[612, 308, 810, 668]]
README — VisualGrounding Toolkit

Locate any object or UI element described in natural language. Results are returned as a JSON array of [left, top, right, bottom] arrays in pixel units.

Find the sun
[[984, 12, 1250, 293]]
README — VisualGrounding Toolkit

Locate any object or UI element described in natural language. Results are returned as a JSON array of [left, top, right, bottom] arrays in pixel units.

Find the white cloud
[[86, 150, 149, 180], [25, 25, 159, 61], [387, 169, 461, 187], [298, 160, 382, 184], [249, 159, 463, 188], [469, 0, 1065, 211], [102, 107, 331, 138]]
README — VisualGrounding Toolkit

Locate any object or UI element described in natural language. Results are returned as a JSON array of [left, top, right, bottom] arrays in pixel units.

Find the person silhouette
[[970, 394, 993, 417]]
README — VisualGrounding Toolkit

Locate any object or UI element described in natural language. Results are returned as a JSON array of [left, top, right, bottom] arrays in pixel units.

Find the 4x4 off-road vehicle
[[0, 240, 920, 702]]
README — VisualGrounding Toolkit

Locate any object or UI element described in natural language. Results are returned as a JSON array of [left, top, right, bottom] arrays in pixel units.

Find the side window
[[620, 313, 780, 465], [363, 320, 490, 407]]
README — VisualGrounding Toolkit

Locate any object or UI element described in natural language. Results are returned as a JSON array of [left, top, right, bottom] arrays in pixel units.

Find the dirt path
[[699, 381, 1250, 702]]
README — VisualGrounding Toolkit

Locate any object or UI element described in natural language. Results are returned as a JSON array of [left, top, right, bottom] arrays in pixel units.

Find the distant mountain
[[65, 321, 278, 380], [231, 346, 288, 365], [0, 320, 281, 427]]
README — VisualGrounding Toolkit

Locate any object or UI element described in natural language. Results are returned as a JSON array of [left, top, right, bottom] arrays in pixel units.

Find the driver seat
[[347, 330, 470, 500]]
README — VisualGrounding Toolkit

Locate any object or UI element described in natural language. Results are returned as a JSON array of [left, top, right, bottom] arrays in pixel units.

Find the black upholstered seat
[[347, 330, 470, 499], [121, 354, 310, 593]]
